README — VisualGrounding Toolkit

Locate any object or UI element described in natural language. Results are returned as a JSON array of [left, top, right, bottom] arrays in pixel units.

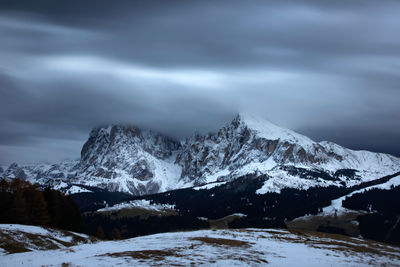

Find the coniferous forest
[[342, 186, 400, 246], [0, 179, 84, 233]]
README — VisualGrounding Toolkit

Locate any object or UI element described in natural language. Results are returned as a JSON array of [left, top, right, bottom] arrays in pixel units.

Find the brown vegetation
[[99, 249, 180, 261], [190, 237, 250, 247], [0, 178, 84, 232], [0, 227, 96, 254]]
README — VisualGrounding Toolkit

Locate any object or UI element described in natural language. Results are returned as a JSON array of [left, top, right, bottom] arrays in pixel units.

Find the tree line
[[0, 178, 84, 233]]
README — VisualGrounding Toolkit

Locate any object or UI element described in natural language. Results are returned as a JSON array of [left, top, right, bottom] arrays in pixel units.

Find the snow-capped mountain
[[177, 114, 400, 192], [78, 125, 183, 195], [2, 113, 400, 195]]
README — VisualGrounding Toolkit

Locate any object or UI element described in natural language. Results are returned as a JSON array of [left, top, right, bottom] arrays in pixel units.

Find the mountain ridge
[[1, 113, 399, 195]]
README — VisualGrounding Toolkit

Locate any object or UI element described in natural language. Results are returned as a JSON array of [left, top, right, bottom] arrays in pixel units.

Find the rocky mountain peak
[[175, 113, 324, 182], [81, 125, 181, 164], [77, 124, 183, 195]]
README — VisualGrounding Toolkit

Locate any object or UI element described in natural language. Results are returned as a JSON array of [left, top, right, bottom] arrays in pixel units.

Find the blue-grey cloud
[[0, 0, 400, 165]]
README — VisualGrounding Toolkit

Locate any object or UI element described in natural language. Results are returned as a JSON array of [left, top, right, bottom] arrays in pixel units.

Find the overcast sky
[[1, 0, 400, 165]]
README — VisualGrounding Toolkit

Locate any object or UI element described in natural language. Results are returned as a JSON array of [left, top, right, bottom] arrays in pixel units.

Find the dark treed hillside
[[342, 186, 400, 246], [0, 179, 84, 233]]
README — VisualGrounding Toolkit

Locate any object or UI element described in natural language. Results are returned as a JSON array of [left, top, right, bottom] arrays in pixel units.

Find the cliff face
[[78, 125, 182, 195]]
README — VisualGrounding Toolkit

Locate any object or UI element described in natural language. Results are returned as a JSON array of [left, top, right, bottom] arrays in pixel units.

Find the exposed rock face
[[3, 163, 27, 180], [78, 125, 182, 194], [2, 114, 400, 195], [81, 126, 180, 166]]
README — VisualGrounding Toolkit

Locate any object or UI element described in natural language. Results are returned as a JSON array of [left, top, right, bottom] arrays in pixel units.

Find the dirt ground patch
[[99, 249, 180, 261], [190, 237, 251, 248]]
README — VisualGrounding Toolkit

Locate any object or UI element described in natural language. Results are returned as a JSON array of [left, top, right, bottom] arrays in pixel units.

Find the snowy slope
[[1, 227, 399, 266], [240, 113, 315, 148], [97, 199, 175, 213], [2, 113, 399, 195], [321, 174, 400, 216]]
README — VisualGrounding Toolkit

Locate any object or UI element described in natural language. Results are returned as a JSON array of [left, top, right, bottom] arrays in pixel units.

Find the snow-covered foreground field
[[1, 225, 400, 266]]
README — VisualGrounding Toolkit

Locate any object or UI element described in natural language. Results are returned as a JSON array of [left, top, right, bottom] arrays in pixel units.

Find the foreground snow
[[1, 226, 399, 266]]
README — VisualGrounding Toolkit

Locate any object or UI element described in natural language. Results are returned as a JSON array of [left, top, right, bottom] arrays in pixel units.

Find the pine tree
[[96, 225, 105, 239], [111, 228, 121, 240], [43, 188, 62, 227], [0, 179, 9, 193], [9, 190, 28, 224], [0, 179, 84, 232], [60, 195, 84, 232], [24, 188, 49, 225], [0, 181, 12, 223]]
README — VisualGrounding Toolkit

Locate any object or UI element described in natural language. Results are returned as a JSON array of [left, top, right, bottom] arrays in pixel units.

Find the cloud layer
[[1, 0, 400, 164]]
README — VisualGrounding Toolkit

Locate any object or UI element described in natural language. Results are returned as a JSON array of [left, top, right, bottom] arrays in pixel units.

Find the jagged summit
[[2, 114, 400, 195], [81, 124, 180, 162], [78, 124, 182, 194]]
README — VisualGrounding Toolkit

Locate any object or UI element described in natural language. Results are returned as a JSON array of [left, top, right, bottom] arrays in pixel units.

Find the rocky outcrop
[[81, 126, 180, 166], [76, 125, 182, 194], [3, 163, 27, 180]]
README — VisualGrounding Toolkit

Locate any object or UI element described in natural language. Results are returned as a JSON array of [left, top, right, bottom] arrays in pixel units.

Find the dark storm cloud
[[0, 0, 400, 164]]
